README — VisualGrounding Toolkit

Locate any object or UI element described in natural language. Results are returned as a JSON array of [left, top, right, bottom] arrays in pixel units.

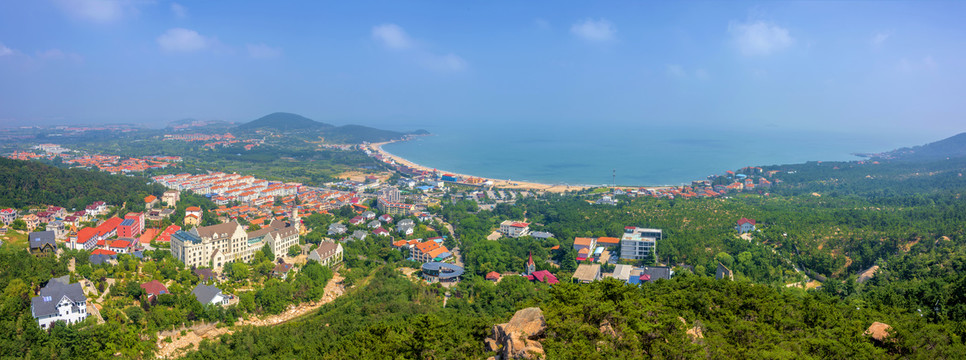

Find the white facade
[[499, 220, 530, 238], [620, 227, 661, 261], [171, 220, 298, 269]]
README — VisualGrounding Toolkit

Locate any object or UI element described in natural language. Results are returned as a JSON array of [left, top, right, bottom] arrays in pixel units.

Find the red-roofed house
[[109, 239, 134, 254], [95, 217, 124, 240], [499, 220, 530, 238], [140, 280, 169, 300], [70, 227, 99, 251], [486, 271, 501, 281], [145, 195, 159, 209], [736, 218, 756, 233], [91, 249, 117, 256], [528, 270, 559, 285]]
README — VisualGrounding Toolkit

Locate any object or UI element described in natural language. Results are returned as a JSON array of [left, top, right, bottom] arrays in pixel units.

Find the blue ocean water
[[383, 122, 913, 186]]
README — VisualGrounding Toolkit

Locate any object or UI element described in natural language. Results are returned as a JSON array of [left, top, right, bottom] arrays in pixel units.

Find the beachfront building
[[499, 220, 530, 238], [170, 220, 298, 269], [619, 226, 661, 262]]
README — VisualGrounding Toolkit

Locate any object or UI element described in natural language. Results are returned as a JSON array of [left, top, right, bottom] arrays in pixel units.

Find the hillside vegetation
[[0, 157, 163, 210]]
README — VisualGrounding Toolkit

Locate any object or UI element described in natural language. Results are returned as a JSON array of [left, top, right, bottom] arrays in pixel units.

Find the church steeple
[[526, 251, 536, 275]]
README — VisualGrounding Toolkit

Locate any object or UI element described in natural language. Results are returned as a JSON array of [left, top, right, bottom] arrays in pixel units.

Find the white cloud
[[171, 3, 188, 19], [871, 32, 890, 47], [0, 43, 13, 57], [534, 18, 551, 30], [666, 64, 686, 77], [728, 20, 793, 56], [898, 56, 938, 72], [53, 0, 141, 23], [157, 28, 211, 53], [371, 23, 467, 72], [420, 53, 467, 72], [37, 49, 83, 62], [247, 43, 281, 59], [570, 18, 616, 42], [694, 68, 709, 79], [372, 24, 412, 50]]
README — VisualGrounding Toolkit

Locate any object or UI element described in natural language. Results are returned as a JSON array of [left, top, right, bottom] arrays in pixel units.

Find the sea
[[382, 122, 918, 186]]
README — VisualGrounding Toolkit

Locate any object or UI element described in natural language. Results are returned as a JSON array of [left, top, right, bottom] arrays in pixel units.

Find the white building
[[308, 241, 343, 268], [31, 276, 87, 329], [499, 220, 530, 238], [170, 220, 298, 269], [619, 226, 661, 261], [192, 284, 229, 306]]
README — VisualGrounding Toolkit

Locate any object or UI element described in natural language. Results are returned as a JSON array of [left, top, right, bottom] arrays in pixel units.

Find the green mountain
[[237, 112, 333, 131], [236, 112, 429, 143], [876, 132, 966, 161]]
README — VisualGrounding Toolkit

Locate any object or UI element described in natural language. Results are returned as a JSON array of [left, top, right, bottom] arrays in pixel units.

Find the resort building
[[619, 226, 661, 261], [170, 220, 298, 269], [499, 220, 530, 238]]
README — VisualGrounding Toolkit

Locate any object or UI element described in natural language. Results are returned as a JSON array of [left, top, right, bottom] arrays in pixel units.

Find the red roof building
[[140, 280, 169, 300]]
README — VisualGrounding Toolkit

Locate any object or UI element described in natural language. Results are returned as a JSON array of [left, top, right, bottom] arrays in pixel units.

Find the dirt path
[[155, 271, 345, 359]]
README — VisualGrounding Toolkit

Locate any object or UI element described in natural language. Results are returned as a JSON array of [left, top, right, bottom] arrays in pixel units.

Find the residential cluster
[[162, 132, 263, 150], [152, 172, 301, 205], [5, 144, 181, 174]]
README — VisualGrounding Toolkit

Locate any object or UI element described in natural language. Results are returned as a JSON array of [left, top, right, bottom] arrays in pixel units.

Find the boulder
[[486, 307, 546, 359]]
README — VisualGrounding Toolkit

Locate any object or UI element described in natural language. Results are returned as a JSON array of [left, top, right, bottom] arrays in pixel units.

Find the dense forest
[[0, 158, 164, 210]]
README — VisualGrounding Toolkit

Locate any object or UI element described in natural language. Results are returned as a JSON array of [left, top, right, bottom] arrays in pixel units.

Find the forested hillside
[[0, 158, 163, 209]]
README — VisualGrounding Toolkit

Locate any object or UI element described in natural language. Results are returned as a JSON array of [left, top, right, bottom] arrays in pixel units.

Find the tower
[[526, 251, 536, 275], [613, 169, 616, 188]]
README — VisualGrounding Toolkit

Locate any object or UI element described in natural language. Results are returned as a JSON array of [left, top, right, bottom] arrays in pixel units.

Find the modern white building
[[619, 226, 661, 261], [499, 220, 530, 238], [31, 276, 87, 329]]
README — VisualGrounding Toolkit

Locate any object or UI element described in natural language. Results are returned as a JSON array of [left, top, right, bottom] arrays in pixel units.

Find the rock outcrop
[[865, 322, 892, 342], [485, 307, 546, 359]]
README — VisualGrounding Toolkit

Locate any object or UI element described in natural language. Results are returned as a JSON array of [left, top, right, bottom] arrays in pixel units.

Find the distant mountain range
[[871, 132, 966, 161], [236, 112, 428, 143]]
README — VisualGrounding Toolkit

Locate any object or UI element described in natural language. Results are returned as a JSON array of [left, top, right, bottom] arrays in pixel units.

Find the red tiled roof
[[109, 240, 132, 249], [76, 227, 97, 244], [596, 237, 620, 245], [140, 280, 169, 298], [91, 249, 117, 256], [486, 271, 501, 280], [737, 218, 756, 226]]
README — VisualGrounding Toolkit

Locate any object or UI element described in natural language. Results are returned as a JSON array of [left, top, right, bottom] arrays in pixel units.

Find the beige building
[[170, 220, 298, 269], [307, 241, 343, 268]]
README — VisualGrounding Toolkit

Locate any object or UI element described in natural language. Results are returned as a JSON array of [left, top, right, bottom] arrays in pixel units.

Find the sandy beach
[[369, 140, 592, 193]]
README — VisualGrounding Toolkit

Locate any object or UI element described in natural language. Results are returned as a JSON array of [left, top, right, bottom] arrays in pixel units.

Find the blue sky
[[0, 1, 963, 140]]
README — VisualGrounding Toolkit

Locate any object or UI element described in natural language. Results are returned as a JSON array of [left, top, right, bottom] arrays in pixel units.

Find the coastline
[[369, 138, 594, 193]]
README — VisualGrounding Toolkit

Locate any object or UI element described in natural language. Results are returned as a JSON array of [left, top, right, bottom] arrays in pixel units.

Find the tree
[[261, 243, 275, 260], [10, 219, 26, 231], [288, 245, 301, 257], [228, 262, 250, 282]]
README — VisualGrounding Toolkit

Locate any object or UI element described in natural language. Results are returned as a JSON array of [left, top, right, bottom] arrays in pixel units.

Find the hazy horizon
[[1, 1, 964, 143]]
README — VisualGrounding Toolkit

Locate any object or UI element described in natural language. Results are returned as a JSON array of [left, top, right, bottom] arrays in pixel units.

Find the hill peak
[[237, 112, 332, 131]]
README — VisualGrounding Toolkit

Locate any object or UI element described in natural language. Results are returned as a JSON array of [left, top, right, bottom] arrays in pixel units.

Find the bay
[[383, 122, 912, 186]]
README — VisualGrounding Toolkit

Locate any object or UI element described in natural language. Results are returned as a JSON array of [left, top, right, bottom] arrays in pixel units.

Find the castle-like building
[[171, 218, 299, 269]]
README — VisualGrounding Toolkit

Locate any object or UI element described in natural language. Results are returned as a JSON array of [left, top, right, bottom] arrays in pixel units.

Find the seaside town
[[0, 120, 956, 359]]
